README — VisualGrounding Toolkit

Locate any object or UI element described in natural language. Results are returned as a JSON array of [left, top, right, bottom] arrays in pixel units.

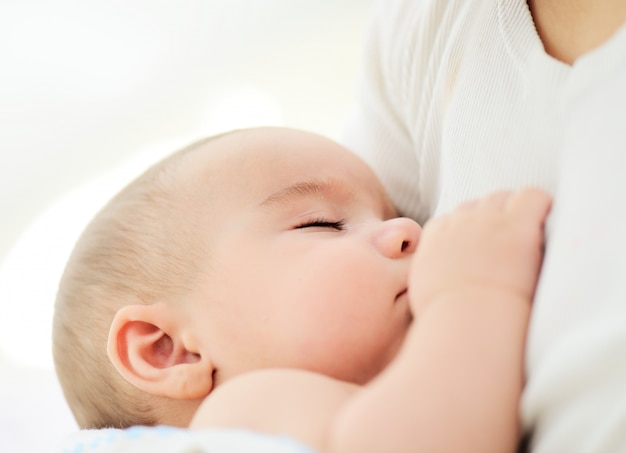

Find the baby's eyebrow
[[259, 178, 356, 206]]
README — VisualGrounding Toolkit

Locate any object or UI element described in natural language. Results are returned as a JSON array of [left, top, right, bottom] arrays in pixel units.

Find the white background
[[0, 1, 375, 450]]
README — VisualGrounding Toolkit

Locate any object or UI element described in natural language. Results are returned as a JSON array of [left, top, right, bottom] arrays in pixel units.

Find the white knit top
[[345, 0, 625, 222], [344, 0, 626, 451]]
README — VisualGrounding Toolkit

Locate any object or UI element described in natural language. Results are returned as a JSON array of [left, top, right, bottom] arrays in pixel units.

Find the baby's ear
[[107, 303, 214, 400]]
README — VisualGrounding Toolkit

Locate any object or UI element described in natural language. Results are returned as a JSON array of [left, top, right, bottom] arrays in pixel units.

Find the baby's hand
[[408, 188, 552, 316]]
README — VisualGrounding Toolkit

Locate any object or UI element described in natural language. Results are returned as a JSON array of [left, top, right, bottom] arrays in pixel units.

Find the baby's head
[[53, 127, 420, 429]]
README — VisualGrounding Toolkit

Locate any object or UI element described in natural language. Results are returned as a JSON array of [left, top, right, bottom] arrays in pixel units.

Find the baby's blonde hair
[[53, 134, 227, 428]]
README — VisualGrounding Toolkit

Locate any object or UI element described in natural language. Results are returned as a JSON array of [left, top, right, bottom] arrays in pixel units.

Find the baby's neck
[[528, 0, 626, 64]]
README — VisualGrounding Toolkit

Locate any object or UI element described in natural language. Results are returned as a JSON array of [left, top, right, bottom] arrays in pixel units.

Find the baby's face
[[183, 128, 421, 385]]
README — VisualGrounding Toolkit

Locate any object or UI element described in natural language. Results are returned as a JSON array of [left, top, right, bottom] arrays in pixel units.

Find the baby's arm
[[330, 188, 551, 453], [190, 368, 358, 452]]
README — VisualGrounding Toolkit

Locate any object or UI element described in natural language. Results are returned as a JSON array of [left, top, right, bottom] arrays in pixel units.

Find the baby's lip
[[395, 288, 408, 301], [395, 289, 413, 323]]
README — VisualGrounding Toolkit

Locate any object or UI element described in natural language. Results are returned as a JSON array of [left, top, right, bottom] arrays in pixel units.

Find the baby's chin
[[367, 321, 413, 383], [348, 334, 412, 386]]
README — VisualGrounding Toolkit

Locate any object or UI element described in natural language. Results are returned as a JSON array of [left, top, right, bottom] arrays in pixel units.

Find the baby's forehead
[[174, 127, 394, 213], [178, 128, 332, 180]]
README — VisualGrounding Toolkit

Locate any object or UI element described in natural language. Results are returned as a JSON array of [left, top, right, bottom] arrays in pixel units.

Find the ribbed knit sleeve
[[343, 0, 431, 222]]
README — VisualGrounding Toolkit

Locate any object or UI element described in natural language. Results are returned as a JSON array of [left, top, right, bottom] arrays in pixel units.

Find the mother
[[343, 0, 626, 452]]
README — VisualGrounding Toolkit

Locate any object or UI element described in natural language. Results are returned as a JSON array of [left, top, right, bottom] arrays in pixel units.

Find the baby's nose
[[374, 217, 421, 259]]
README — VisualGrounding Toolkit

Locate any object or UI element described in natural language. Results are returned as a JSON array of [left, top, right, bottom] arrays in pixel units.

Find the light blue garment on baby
[[56, 426, 317, 453]]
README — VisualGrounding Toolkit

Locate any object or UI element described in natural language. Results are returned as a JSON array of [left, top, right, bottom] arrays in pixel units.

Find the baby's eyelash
[[295, 219, 346, 231]]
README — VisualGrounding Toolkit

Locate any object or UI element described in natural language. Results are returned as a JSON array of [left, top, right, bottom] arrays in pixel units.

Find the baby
[[53, 127, 550, 453]]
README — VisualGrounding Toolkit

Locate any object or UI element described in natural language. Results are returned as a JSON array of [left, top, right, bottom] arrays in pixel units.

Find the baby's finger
[[481, 190, 514, 210], [507, 188, 552, 221]]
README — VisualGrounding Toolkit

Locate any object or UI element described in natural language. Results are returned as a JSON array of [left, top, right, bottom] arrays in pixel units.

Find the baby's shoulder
[[190, 368, 358, 452]]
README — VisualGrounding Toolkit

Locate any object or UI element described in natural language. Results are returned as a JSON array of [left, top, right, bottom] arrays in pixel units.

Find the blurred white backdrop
[[0, 0, 375, 450]]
